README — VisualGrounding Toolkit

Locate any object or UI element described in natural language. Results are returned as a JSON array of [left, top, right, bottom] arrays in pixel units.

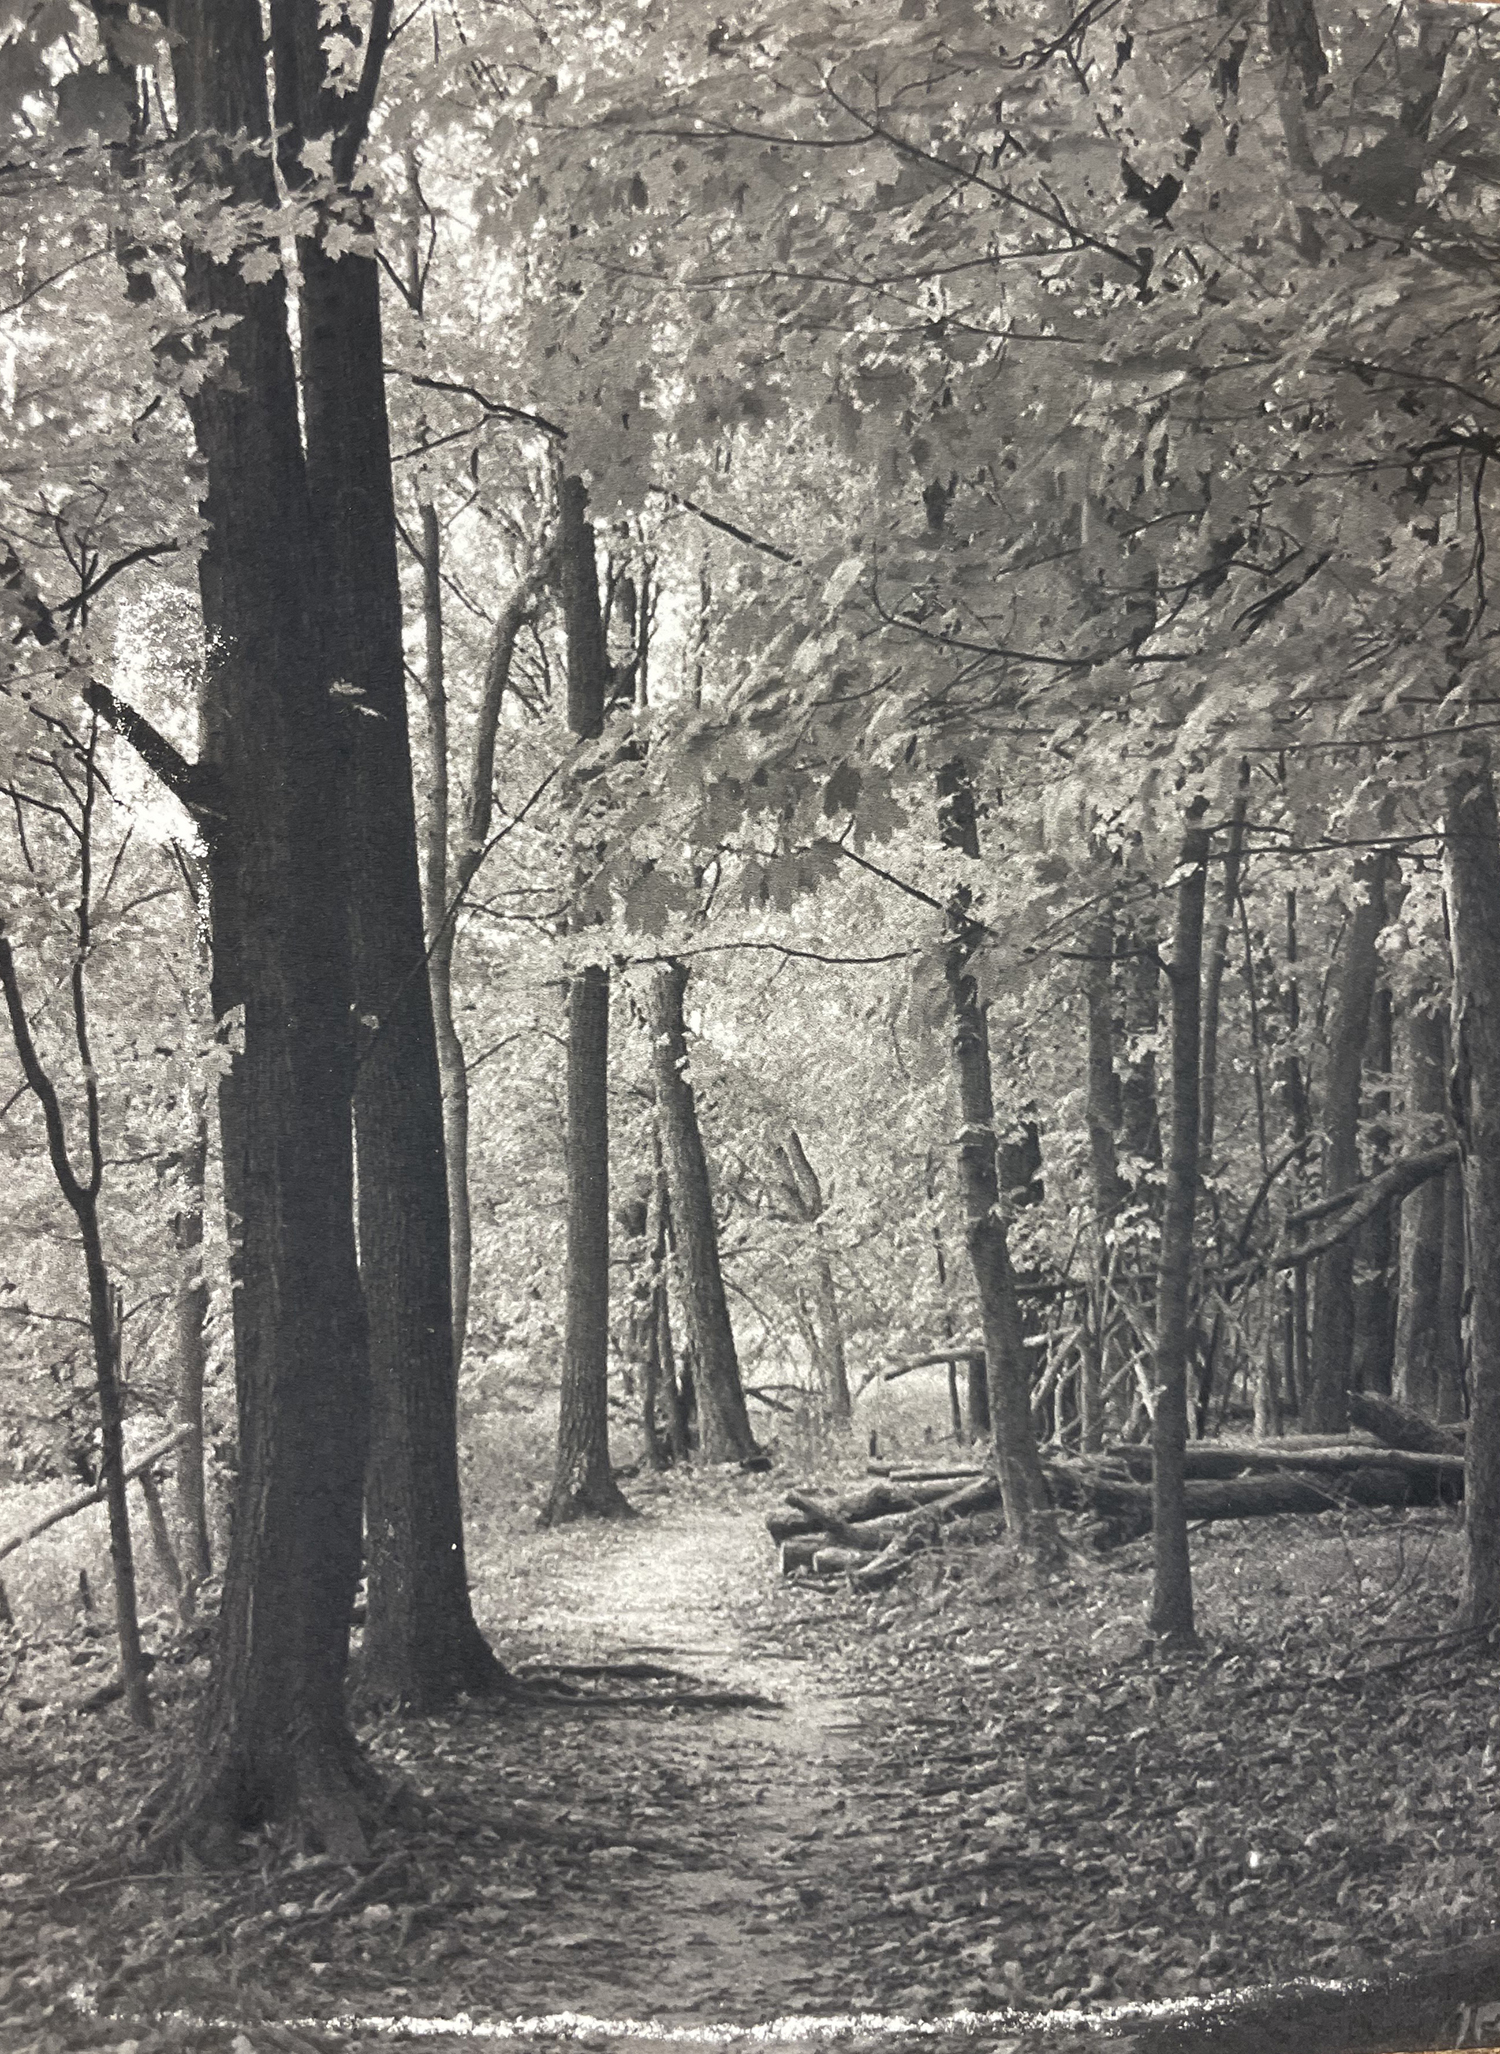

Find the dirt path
[[464, 1479, 877, 2033]]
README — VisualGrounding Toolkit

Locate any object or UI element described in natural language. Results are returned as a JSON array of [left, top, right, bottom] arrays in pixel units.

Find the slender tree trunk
[[647, 961, 761, 1462], [1443, 742, 1500, 1631], [943, 927, 1059, 1559], [543, 477, 632, 1519], [1437, 1151, 1468, 1423], [775, 1130, 851, 1422], [1305, 853, 1391, 1433], [1352, 984, 1397, 1396], [1084, 910, 1124, 1454], [1198, 765, 1249, 1184], [161, 0, 374, 1854], [1150, 803, 1209, 1645], [1120, 922, 1162, 1167], [169, 1109, 213, 1590], [1396, 1002, 1450, 1416], [543, 966, 631, 1521]]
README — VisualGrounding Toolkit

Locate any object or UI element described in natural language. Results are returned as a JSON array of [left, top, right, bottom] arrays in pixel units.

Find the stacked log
[[770, 1399, 1464, 1586]]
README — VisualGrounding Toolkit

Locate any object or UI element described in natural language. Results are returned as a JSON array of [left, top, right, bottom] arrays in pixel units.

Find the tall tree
[[1149, 800, 1209, 1645], [1444, 741, 1500, 1631], [544, 476, 632, 1523], [1304, 852, 1390, 1434], [1396, 999, 1450, 1416], [646, 959, 762, 1463], [270, 0, 503, 1706]]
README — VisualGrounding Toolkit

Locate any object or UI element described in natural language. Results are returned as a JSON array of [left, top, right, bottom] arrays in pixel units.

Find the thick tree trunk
[[1305, 853, 1390, 1433], [1149, 804, 1209, 1644], [1352, 984, 1397, 1396], [648, 961, 761, 1462], [544, 966, 631, 1521], [286, 119, 501, 1702], [1444, 742, 1500, 1632], [943, 929, 1059, 1560], [1395, 1003, 1447, 1414], [545, 477, 633, 1520], [161, 0, 374, 1854]]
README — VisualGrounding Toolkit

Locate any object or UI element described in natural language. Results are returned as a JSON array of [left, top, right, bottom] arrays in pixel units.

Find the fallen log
[[1103, 1440, 1463, 1486], [1043, 1458, 1445, 1542], [1348, 1388, 1465, 1456], [765, 1477, 962, 1543], [810, 1545, 872, 1576]]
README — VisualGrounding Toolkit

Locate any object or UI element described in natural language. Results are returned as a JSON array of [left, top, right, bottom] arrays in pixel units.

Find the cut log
[[1347, 1389, 1465, 1456], [810, 1545, 872, 1576], [782, 1489, 882, 1549], [779, 1537, 823, 1576], [1043, 1457, 1447, 1543], [878, 1465, 988, 1484]]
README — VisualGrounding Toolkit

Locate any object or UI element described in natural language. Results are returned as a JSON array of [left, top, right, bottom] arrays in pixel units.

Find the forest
[[3, 0, 1500, 2049]]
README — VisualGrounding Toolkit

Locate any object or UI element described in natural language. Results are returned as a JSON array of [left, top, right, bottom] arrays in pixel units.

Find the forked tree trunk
[[1305, 853, 1391, 1434], [943, 926, 1059, 1560], [647, 961, 761, 1462], [275, 15, 503, 1704], [1396, 1002, 1450, 1416], [161, 0, 373, 1855], [1443, 741, 1500, 1631], [1149, 802, 1209, 1645]]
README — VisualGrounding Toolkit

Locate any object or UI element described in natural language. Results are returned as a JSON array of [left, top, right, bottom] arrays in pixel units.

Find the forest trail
[[470, 1476, 879, 2036]]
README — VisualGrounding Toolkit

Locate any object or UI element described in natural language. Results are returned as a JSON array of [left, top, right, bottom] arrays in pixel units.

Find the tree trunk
[[544, 966, 632, 1521], [1083, 910, 1124, 1454], [1443, 741, 1500, 1632], [1396, 1003, 1447, 1415], [775, 1129, 851, 1422], [1119, 920, 1162, 1166], [283, 127, 502, 1700], [647, 961, 761, 1462], [1149, 803, 1209, 1644], [1437, 1143, 1468, 1424], [161, 0, 374, 1854], [1198, 764, 1248, 1184], [544, 476, 633, 1520], [1305, 853, 1391, 1433], [943, 927, 1059, 1560], [168, 1109, 213, 1590], [1352, 983, 1397, 1396]]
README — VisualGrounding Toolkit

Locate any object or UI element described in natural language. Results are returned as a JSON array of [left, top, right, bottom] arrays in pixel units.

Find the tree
[[1149, 800, 1210, 1646], [544, 475, 633, 1524]]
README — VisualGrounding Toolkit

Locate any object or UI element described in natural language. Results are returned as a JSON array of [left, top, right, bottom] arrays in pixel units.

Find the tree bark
[[543, 965, 631, 1521], [774, 1129, 851, 1422], [1437, 1144, 1468, 1424], [1305, 853, 1391, 1433], [544, 476, 632, 1520], [160, 0, 374, 1853], [271, 11, 503, 1704], [1443, 740, 1500, 1631], [167, 1108, 213, 1590], [647, 961, 761, 1462], [1149, 803, 1209, 1643], [1352, 983, 1397, 1396], [1083, 910, 1124, 1453], [943, 924, 1059, 1560], [1198, 765, 1248, 1184]]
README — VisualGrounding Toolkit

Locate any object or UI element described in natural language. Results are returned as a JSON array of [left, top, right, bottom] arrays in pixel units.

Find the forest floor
[[5, 1455, 1500, 2054]]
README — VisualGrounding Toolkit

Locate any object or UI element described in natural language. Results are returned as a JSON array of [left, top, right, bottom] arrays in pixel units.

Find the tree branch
[[80, 680, 223, 823]]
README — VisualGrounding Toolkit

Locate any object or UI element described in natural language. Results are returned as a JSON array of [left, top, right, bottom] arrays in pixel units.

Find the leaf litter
[[1, 1462, 1498, 2054]]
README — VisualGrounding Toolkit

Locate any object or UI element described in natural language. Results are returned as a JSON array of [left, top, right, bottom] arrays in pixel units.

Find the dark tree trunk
[[168, 1110, 213, 1590], [1396, 1002, 1450, 1416], [1444, 742, 1500, 1632], [1083, 909, 1124, 1453], [544, 966, 631, 1521], [269, 0, 501, 1708], [293, 236, 501, 1706], [647, 961, 761, 1462], [544, 477, 633, 1521], [943, 929, 1059, 1560], [1352, 984, 1397, 1396], [1305, 853, 1390, 1433], [1437, 1150, 1468, 1423], [1150, 803, 1209, 1645], [160, 0, 373, 1855]]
